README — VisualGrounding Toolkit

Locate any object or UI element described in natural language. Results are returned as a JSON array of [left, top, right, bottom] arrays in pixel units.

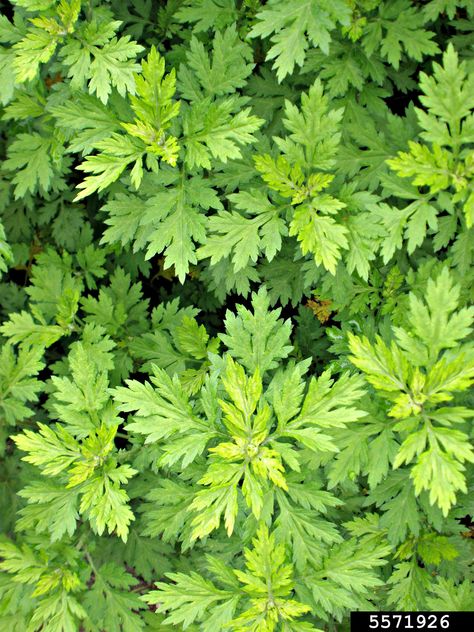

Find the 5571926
[[351, 612, 473, 631]]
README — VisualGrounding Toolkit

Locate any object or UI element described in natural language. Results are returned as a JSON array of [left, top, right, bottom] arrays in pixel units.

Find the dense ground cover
[[0, 0, 473, 630]]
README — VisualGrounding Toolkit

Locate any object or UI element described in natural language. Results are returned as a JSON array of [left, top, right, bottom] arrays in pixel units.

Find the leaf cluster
[[0, 1, 473, 630]]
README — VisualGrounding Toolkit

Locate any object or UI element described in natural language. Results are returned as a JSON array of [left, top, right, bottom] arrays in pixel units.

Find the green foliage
[[74, 46, 179, 199], [348, 268, 474, 516], [1, 1, 473, 630], [386, 45, 474, 242], [83, 562, 146, 632], [0, 345, 44, 451], [249, 0, 353, 82], [145, 525, 317, 630]]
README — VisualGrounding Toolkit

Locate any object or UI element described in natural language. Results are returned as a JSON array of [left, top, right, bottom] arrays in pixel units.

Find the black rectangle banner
[[351, 612, 473, 632]]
